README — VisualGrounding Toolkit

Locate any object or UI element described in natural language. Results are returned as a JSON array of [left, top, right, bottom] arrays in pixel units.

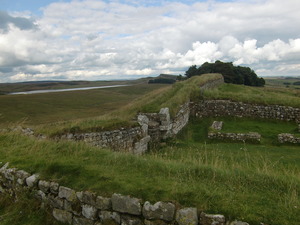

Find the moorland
[[0, 74, 299, 225]]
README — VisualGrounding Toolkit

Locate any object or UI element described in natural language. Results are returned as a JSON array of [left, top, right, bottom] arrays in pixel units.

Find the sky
[[0, 0, 300, 82]]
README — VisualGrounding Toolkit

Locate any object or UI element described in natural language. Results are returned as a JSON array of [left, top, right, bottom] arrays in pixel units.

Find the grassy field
[[203, 83, 300, 108], [264, 77, 300, 89], [0, 119, 299, 225], [0, 83, 168, 126], [0, 74, 300, 225]]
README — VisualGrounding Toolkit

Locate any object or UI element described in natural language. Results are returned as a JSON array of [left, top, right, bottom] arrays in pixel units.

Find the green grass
[[0, 128, 299, 225], [203, 83, 300, 108], [1, 74, 300, 225], [264, 77, 300, 89], [203, 117, 299, 145], [35, 73, 222, 135], [0, 192, 64, 225], [0, 83, 167, 126]]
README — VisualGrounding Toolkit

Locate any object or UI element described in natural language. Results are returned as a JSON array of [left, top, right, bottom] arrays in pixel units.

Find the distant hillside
[[148, 74, 178, 84]]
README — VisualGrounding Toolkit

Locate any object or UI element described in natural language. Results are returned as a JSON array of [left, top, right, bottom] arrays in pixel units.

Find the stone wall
[[60, 127, 150, 155], [139, 102, 190, 146], [208, 132, 261, 143], [191, 100, 300, 122], [207, 121, 261, 143], [278, 133, 300, 144], [59, 76, 225, 154], [0, 162, 249, 225]]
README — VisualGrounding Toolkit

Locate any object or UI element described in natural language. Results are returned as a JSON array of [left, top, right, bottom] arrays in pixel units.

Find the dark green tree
[[185, 60, 265, 86], [184, 65, 198, 78]]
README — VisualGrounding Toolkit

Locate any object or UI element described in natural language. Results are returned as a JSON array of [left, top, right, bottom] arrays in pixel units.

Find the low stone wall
[[191, 100, 300, 122], [278, 133, 300, 144], [57, 75, 225, 154], [208, 121, 261, 143], [0, 162, 249, 225], [60, 127, 150, 155], [208, 132, 261, 143]]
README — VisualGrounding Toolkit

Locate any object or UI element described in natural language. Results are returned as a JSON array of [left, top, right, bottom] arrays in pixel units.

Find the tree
[[185, 65, 198, 78], [184, 61, 265, 87]]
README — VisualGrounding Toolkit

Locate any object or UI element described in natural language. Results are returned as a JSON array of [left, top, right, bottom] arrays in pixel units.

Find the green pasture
[[0, 83, 168, 126], [0, 74, 300, 225]]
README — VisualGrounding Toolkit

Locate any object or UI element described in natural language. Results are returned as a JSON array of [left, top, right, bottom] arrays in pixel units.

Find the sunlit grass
[[203, 83, 300, 107]]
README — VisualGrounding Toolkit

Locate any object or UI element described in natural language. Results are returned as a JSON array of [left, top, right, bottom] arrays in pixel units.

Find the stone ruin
[[208, 121, 261, 143]]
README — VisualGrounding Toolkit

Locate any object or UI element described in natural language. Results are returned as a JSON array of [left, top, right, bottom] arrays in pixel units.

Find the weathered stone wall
[[59, 76, 225, 153], [61, 127, 150, 155], [208, 121, 261, 143], [208, 132, 261, 143], [191, 100, 300, 122], [278, 133, 300, 144], [0, 162, 249, 225]]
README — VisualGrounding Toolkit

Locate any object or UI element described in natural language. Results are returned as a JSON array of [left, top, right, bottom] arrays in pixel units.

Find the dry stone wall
[[278, 133, 300, 144], [59, 76, 225, 154], [0, 162, 249, 225], [60, 127, 150, 155], [208, 121, 261, 143], [191, 100, 300, 122]]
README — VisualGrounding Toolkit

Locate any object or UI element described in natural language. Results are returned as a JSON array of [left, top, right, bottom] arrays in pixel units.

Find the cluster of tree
[[293, 81, 300, 85], [148, 78, 176, 84], [185, 60, 265, 86]]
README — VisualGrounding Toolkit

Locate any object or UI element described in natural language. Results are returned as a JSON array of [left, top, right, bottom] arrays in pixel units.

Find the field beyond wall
[[0, 74, 300, 225]]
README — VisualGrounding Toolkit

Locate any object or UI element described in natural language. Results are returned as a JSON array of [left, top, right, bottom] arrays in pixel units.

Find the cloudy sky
[[0, 0, 300, 82]]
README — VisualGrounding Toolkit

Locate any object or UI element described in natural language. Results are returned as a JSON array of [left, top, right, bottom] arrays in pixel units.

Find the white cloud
[[1, 0, 300, 82]]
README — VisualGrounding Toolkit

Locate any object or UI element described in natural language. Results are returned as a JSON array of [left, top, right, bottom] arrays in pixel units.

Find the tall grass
[[0, 131, 299, 225]]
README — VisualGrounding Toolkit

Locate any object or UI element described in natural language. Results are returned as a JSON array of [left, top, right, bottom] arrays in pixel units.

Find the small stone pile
[[0, 162, 249, 225]]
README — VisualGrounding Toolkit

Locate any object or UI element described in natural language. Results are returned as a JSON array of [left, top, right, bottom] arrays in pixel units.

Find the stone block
[[64, 199, 82, 216], [176, 207, 198, 225], [50, 182, 59, 194], [121, 215, 143, 225], [111, 193, 142, 215], [142, 201, 175, 221], [200, 212, 225, 225], [15, 170, 30, 185], [82, 204, 98, 220], [81, 191, 97, 206], [58, 186, 77, 202], [133, 135, 151, 155], [38, 180, 50, 193], [73, 216, 95, 225], [228, 221, 249, 225], [26, 174, 39, 188], [95, 196, 112, 210], [35, 190, 47, 202], [99, 211, 121, 224], [211, 121, 223, 131], [52, 208, 72, 224], [48, 194, 64, 209], [144, 219, 169, 225]]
